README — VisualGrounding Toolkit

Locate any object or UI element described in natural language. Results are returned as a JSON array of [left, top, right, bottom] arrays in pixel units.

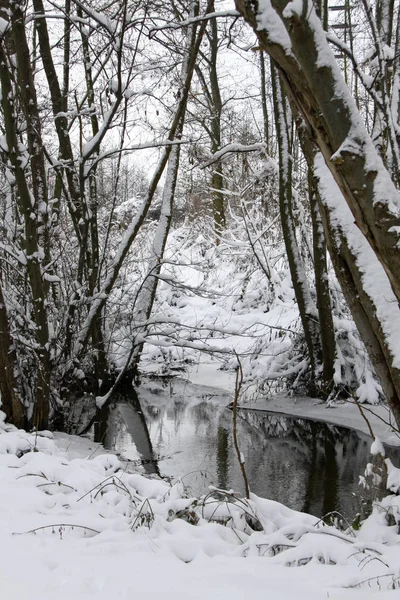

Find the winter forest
[[1, 0, 400, 598]]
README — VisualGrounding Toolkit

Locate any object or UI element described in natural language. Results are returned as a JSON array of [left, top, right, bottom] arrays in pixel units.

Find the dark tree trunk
[[271, 61, 323, 391], [0, 283, 25, 427]]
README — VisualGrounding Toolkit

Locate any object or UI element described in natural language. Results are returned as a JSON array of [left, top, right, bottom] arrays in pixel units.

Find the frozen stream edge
[[177, 360, 400, 447]]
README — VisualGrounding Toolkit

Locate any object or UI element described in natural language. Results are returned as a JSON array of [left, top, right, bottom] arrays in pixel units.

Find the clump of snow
[[0, 415, 59, 457], [256, 1, 292, 55], [371, 438, 386, 457]]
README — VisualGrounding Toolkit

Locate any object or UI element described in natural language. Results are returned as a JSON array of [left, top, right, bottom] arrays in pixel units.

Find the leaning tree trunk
[[295, 89, 400, 418], [313, 152, 400, 428], [129, 135, 183, 375]]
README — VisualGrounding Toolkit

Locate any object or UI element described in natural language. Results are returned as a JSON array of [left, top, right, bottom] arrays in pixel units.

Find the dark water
[[89, 378, 400, 519]]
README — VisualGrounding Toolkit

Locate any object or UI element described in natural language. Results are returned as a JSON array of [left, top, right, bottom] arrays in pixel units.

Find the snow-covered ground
[[1, 413, 400, 599], [133, 222, 385, 414]]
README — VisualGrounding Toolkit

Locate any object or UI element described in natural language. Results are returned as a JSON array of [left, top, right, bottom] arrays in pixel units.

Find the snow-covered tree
[[235, 0, 400, 427]]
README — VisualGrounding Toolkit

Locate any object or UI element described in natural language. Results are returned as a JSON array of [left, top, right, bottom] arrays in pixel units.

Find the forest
[[0, 0, 400, 434], [1, 1, 400, 598]]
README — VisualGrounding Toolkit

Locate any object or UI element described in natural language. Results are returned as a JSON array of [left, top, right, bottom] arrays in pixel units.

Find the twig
[[346, 397, 399, 436], [232, 352, 250, 499], [37, 482, 76, 492], [131, 499, 154, 531], [77, 474, 134, 502], [347, 573, 397, 589], [352, 395, 376, 439], [13, 523, 100, 536], [199, 489, 262, 529], [349, 392, 387, 475], [313, 510, 356, 537]]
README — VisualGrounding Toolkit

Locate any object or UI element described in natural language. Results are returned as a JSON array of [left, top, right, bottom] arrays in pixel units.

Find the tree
[[194, 0, 227, 242], [0, 0, 216, 428], [0, 0, 51, 428], [235, 0, 400, 428], [271, 60, 324, 394]]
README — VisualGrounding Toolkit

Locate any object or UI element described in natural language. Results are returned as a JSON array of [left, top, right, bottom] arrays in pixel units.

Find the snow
[[257, 1, 293, 55], [385, 458, 400, 494], [0, 16, 8, 35], [282, 1, 304, 19], [1, 413, 400, 598], [371, 438, 386, 457], [242, 395, 400, 448], [314, 152, 400, 373], [126, 210, 388, 420]]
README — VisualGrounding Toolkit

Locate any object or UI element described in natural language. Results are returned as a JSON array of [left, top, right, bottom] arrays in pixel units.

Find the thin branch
[[232, 352, 250, 499]]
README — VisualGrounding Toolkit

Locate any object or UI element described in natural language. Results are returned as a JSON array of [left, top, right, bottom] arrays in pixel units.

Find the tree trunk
[[309, 174, 336, 393], [209, 11, 226, 242], [271, 61, 323, 391], [314, 152, 400, 428], [0, 7, 51, 429], [130, 136, 182, 374], [0, 283, 25, 427]]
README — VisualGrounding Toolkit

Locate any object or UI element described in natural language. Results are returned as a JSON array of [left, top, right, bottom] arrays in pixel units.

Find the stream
[[86, 378, 400, 519]]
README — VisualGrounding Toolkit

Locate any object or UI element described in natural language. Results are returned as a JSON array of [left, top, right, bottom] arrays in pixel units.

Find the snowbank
[[0, 414, 399, 598]]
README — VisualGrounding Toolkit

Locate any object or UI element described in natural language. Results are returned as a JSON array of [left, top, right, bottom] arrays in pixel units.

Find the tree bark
[[309, 172, 336, 392], [209, 10, 226, 242], [0, 7, 51, 429], [0, 283, 25, 427]]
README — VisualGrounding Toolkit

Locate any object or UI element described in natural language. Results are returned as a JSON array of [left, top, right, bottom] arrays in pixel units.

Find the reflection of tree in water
[[301, 422, 339, 516], [191, 402, 215, 427], [91, 390, 160, 476], [238, 410, 373, 517], [92, 380, 400, 519], [143, 404, 162, 423], [138, 381, 227, 443], [138, 382, 191, 432], [216, 426, 230, 490]]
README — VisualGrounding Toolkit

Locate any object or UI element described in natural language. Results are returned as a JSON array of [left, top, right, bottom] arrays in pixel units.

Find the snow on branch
[[199, 143, 268, 168], [148, 10, 240, 36], [86, 139, 191, 176], [326, 32, 383, 110], [72, 0, 118, 35]]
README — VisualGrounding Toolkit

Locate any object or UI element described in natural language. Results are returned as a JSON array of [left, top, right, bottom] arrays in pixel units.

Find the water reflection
[[90, 379, 400, 519], [91, 392, 160, 476]]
